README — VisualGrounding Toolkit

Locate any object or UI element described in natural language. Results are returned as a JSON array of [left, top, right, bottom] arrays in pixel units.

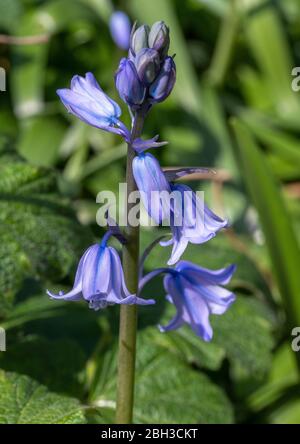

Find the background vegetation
[[0, 0, 300, 424]]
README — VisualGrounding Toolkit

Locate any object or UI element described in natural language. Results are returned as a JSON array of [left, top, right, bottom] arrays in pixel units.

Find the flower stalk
[[115, 112, 145, 424], [208, 0, 239, 87]]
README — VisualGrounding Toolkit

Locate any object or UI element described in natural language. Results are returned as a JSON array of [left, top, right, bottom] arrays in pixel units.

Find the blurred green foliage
[[0, 0, 300, 424]]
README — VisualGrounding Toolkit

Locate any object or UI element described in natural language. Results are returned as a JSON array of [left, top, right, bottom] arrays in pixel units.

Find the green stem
[[115, 112, 145, 424], [208, 0, 239, 87]]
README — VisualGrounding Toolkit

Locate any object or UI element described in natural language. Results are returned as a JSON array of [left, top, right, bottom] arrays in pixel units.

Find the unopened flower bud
[[149, 56, 176, 103], [148, 21, 170, 58], [134, 48, 160, 85], [131, 24, 150, 54], [115, 58, 146, 107]]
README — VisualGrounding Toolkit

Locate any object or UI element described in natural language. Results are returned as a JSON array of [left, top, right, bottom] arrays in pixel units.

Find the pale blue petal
[[177, 262, 237, 286], [106, 247, 126, 301], [46, 288, 82, 301], [133, 153, 171, 224], [167, 233, 188, 266], [181, 287, 213, 341], [82, 244, 110, 300], [159, 312, 184, 332], [71, 73, 121, 117]]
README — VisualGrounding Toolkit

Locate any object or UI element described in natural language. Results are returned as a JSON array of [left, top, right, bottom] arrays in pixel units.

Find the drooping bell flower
[[161, 183, 228, 265], [47, 232, 155, 310], [159, 261, 236, 341], [115, 58, 146, 107], [132, 152, 171, 224], [57, 72, 129, 140], [139, 261, 236, 342], [109, 11, 131, 50], [149, 56, 176, 103]]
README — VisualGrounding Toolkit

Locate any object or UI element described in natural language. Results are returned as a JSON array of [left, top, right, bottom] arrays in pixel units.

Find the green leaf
[[1, 295, 67, 330], [10, 0, 98, 118], [17, 116, 67, 166], [145, 324, 225, 371], [212, 296, 274, 385], [0, 370, 86, 424], [0, 0, 22, 32], [91, 332, 234, 424], [240, 110, 300, 165], [267, 399, 300, 424], [248, 342, 299, 413], [155, 294, 274, 382], [231, 119, 300, 328], [195, 0, 228, 17], [10, 12, 48, 118], [0, 336, 86, 397], [0, 150, 92, 315], [239, 0, 300, 120]]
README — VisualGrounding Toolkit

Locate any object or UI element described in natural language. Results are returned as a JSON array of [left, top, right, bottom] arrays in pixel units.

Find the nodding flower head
[[159, 261, 236, 341], [47, 234, 155, 310], [109, 11, 131, 50], [57, 72, 129, 141]]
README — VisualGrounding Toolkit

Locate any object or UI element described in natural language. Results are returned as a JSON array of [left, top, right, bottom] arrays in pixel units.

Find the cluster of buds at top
[[115, 21, 176, 110]]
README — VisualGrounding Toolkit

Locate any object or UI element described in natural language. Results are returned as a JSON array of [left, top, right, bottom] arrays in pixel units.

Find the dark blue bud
[[134, 48, 160, 85], [148, 21, 170, 58], [149, 56, 176, 103], [131, 24, 150, 55], [115, 58, 146, 107]]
